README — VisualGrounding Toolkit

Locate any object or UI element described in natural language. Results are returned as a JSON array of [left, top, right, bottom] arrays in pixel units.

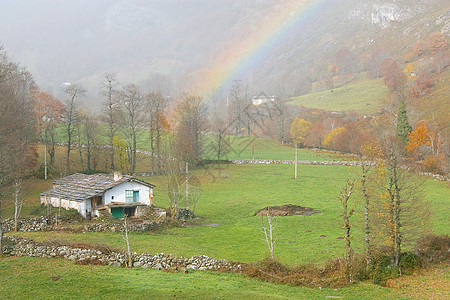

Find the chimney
[[113, 172, 122, 181]]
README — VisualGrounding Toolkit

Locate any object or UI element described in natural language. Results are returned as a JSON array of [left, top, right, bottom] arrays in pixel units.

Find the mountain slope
[[0, 0, 448, 105]]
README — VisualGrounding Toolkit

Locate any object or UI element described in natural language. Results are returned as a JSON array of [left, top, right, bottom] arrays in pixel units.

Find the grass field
[[203, 136, 348, 161], [7, 164, 449, 266], [3, 163, 449, 298], [288, 78, 389, 114], [4, 256, 443, 300]]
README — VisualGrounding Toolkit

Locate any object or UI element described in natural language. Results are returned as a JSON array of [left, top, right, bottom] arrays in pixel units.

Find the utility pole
[[185, 161, 189, 210], [294, 143, 298, 179], [251, 127, 255, 160], [44, 129, 48, 180]]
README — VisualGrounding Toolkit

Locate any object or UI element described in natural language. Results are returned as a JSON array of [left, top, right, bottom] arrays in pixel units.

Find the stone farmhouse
[[40, 172, 154, 219]]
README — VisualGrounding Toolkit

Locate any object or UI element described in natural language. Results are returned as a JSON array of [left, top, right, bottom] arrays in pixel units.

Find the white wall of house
[[40, 196, 89, 218], [104, 181, 152, 206]]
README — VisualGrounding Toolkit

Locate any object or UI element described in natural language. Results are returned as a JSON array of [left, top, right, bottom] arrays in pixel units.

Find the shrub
[[30, 204, 83, 222], [416, 234, 449, 265], [243, 257, 352, 288], [421, 154, 447, 175], [398, 252, 421, 275]]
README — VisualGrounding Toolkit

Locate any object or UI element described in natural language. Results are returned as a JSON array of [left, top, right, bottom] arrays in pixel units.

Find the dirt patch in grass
[[255, 204, 321, 217]]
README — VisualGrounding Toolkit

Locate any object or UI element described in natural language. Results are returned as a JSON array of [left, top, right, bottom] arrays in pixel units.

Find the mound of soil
[[255, 204, 321, 217]]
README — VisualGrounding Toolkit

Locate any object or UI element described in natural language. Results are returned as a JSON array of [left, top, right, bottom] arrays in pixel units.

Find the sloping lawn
[[288, 78, 388, 114]]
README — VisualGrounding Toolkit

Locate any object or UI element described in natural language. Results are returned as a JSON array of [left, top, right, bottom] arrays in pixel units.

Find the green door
[[111, 207, 124, 218], [133, 191, 139, 202]]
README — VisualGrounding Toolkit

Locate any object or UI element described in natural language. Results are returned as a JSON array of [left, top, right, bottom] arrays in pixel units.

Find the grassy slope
[[9, 164, 449, 266], [288, 78, 389, 114], [413, 68, 450, 128], [0, 256, 419, 300]]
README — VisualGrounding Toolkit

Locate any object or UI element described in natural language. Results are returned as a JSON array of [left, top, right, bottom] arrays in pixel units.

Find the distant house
[[40, 172, 155, 219], [252, 92, 276, 106]]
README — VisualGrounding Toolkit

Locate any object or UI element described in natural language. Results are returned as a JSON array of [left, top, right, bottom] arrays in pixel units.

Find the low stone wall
[[231, 159, 449, 181], [231, 159, 364, 166], [3, 236, 242, 272], [83, 221, 160, 233], [1, 217, 163, 233]]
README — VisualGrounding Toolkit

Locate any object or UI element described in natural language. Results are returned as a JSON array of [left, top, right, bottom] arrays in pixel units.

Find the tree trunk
[[150, 129, 154, 175], [66, 132, 71, 174], [0, 197, 3, 258], [361, 165, 371, 268], [123, 215, 132, 268], [109, 134, 115, 170]]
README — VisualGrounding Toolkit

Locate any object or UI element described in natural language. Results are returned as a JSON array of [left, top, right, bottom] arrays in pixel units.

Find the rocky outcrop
[[3, 236, 242, 272]]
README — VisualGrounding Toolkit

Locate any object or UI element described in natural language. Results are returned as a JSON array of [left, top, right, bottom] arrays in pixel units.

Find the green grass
[[203, 136, 348, 161], [0, 256, 418, 299], [9, 164, 449, 266], [288, 78, 389, 114], [53, 124, 348, 165]]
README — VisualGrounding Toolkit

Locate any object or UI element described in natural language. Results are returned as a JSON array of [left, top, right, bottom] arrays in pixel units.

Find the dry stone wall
[[1, 217, 162, 233], [3, 236, 242, 272]]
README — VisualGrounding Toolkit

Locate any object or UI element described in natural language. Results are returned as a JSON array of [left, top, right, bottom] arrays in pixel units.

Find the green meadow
[[3, 162, 449, 299], [288, 78, 389, 114], [10, 164, 449, 265], [1, 256, 426, 300]]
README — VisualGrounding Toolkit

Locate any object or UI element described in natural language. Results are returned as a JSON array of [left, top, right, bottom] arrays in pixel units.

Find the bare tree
[[146, 92, 168, 174], [101, 73, 119, 170], [118, 84, 145, 174], [33, 90, 64, 170], [166, 170, 183, 217], [208, 106, 231, 160], [63, 84, 86, 174], [174, 94, 206, 166], [228, 80, 246, 135], [261, 208, 277, 260], [12, 179, 24, 232], [359, 143, 383, 268], [338, 179, 355, 283], [82, 112, 100, 172], [0, 47, 36, 256], [189, 175, 202, 215]]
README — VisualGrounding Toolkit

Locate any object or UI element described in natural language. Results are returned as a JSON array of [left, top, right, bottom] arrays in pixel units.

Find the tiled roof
[[41, 173, 154, 202]]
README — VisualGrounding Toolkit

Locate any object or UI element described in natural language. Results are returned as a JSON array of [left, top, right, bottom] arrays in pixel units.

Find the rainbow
[[195, 0, 331, 99]]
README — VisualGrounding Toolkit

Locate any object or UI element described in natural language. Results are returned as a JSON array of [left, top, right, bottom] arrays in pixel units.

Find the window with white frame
[[125, 190, 133, 203]]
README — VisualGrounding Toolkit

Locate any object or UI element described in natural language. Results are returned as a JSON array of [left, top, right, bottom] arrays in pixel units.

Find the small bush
[[416, 234, 449, 265], [30, 204, 82, 222], [243, 257, 351, 288], [33, 164, 63, 179], [421, 155, 448, 175], [398, 252, 421, 275]]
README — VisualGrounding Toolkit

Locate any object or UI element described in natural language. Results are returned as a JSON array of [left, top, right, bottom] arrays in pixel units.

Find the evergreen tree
[[396, 100, 412, 145]]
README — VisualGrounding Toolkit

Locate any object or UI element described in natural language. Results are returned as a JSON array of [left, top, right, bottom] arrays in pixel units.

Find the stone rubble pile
[[3, 236, 242, 272]]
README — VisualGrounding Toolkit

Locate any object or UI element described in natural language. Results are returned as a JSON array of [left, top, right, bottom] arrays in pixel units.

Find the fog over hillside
[[0, 0, 448, 107]]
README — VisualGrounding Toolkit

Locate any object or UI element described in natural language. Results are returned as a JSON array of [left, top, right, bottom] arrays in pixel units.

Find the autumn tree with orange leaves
[[406, 121, 430, 156]]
